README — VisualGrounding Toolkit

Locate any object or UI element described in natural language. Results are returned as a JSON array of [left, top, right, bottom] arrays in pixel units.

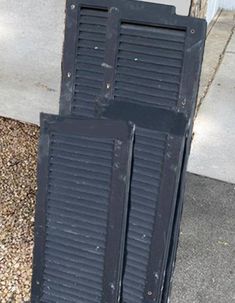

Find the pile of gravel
[[0, 117, 39, 303]]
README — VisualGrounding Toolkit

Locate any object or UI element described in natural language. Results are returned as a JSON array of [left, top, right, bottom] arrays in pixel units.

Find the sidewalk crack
[[195, 12, 235, 118]]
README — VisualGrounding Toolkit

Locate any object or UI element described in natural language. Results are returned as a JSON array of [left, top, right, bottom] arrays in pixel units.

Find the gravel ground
[[0, 117, 39, 303]]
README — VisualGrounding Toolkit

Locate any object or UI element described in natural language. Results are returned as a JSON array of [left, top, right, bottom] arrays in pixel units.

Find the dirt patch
[[0, 117, 39, 303]]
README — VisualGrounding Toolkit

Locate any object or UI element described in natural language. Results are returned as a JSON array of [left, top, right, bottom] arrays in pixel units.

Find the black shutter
[[31, 114, 134, 303], [60, 0, 206, 119], [59, 1, 207, 302], [103, 102, 187, 303]]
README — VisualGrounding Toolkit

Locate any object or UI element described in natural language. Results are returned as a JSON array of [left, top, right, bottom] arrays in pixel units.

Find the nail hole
[[67, 72, 71, 78]]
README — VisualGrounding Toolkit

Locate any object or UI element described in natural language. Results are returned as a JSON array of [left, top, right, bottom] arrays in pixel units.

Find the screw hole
[[71, 4, 75, 10], [191, 28, 195, 34], [67, 72, 71, 78]]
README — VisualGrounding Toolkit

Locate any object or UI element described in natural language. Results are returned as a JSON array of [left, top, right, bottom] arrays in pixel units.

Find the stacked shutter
[[31, 1, 206, 302]]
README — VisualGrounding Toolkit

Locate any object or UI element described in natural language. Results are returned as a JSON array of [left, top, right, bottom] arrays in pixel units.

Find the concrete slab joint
[[189, 19, 235, 184]]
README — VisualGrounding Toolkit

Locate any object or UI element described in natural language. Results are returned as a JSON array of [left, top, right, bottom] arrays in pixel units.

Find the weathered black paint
[[31, 114, 134, 303], [60, 0, 206, 120], [58, 0, 207, 302], [104, 104, 186, 303]]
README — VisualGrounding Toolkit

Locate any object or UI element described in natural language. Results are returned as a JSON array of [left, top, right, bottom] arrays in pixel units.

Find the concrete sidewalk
[[0, 0, 65, 124], [171, 173, 235, 303], [188, 12, 235, 184]]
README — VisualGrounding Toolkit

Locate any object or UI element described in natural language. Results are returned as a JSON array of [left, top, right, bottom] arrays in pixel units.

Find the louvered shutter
[[31, 115, 134, 303]]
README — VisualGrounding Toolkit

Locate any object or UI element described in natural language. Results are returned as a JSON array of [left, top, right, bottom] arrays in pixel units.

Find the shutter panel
[[115, 24, 185, 109], [60, 0, 206, 118], [103, 102, 187, 303], [31, 115, 134, 303], [73, 7, 108, 117]]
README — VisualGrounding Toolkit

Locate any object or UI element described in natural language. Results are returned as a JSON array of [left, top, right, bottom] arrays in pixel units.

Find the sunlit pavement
[[188, 29, 235, 184]]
